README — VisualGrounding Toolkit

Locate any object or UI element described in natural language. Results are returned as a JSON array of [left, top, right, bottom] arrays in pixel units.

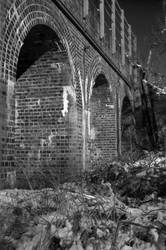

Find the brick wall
[[0, 0, 123, 182], [15, 48, 81, 180], [88, 75, 116, 165]]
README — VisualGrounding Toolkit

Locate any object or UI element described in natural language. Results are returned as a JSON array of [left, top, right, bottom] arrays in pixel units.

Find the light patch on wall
[[78, 70, 84, 108], [109, 84, 112, 93], [7, 79, 15, 120], [37, 150, 41, 160], [20, 20, 25, 29], [37, 99, 40, 106], [87, 110, 91, 136], [90, 127, 96, 140], [61, 86, 76, 117], [85, 77, 88, 104], [106, 104, 114, 109], [62, 88, 68, 117], [64, 39, 76, 88], [41, 139, 46, 148], [48, 132, 56, 147], [89, 79, 94, 102], [51, 62, 64, 73], [20, 143, 25, 149], [15, 99, 19, 121]]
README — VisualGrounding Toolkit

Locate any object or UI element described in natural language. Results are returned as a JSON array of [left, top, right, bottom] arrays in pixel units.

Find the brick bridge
[[0, 0, 157, 182]]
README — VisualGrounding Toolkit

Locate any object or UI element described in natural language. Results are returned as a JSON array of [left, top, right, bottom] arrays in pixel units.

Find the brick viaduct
[[0, 0, 157, 183]]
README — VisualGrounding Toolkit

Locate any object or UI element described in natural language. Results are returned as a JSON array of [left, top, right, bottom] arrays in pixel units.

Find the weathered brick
[[0, 0, 145, 183]]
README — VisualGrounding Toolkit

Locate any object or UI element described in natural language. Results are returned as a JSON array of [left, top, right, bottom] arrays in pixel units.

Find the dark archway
[[89, 74, 116, 166], [121, 96, 136, 155], [16, 25, 63, 79], [15, 25, 78, 182]]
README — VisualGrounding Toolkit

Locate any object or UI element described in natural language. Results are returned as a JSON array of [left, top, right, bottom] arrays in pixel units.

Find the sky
[[119, 0, 164, 68]]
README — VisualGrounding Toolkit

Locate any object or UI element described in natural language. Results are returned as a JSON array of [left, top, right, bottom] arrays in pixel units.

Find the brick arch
[[118, 79, 134, 112], [0, 0, 83, 180], [121, 95, 133, 119], [0, 0, 83, 119], [1, 0, 74, 80], [1, 0, 82, 114], [86, 58, 117, 165], [87, 57, 113, 105]]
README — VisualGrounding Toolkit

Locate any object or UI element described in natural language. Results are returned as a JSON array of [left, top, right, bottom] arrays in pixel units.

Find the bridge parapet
[[59, 0, 137, 80]]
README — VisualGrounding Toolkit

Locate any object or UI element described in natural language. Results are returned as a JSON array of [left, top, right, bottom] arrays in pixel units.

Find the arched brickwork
[[117, 80, 135, 156], [87, 56, 114, 105], [0, 0, 151, 184], [0, 0, 83, 181], [1, 0, 75, 80], [86, 57, 117, 165]]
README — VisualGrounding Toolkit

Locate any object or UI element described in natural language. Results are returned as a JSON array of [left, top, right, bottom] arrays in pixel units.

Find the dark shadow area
[[16, 24, 63, 79], [121, 97, 136, 154]]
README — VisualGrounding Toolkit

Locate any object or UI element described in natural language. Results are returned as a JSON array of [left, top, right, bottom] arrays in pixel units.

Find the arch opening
[[121, 97, 136, 155], [14, 24, 79, 183], [16, 25, 63, 79], [88, 74, 116, 166]]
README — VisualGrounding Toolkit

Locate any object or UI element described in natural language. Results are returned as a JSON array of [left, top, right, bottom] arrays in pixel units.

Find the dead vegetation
[[1, 152, 166, 249]]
